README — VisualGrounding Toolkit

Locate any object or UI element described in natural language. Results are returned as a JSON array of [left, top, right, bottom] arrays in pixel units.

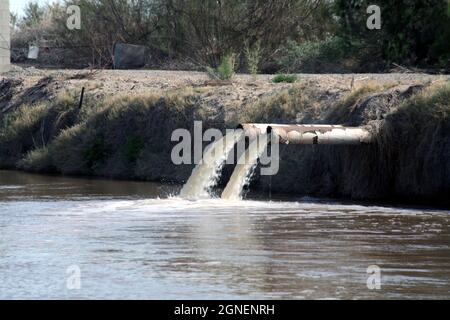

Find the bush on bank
[[12, 1, 450, 72]]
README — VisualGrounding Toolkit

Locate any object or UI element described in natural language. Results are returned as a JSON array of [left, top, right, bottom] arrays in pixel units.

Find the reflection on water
[[0, 170, 449, 299], [0, 170, 177, 201]]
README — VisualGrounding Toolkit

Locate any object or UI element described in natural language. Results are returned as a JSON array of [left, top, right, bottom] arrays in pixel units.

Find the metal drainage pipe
[[238, 123, 372, 145]]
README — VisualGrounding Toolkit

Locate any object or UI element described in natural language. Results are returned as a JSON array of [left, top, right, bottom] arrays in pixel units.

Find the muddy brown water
[[0, 170, 448, 299]]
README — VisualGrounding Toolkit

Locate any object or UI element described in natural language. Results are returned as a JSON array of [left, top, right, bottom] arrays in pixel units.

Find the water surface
[[0, 170, 449, 299]]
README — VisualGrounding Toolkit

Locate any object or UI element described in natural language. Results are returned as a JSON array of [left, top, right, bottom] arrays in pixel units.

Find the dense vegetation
[[11, 0, 450, 72]]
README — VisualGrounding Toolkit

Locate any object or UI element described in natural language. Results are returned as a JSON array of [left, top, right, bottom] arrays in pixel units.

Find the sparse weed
[[244, 41, 262, 77], [207, 54, 236, 81]]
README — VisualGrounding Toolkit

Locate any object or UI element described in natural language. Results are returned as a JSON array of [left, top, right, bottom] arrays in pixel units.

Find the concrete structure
[[0, 0, 10, 73]]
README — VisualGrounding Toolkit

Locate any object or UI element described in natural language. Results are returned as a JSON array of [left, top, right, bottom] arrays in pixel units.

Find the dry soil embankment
[[1, 67, 449, 205]]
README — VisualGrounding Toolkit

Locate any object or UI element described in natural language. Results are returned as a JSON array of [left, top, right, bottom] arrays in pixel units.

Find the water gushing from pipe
[[221, 134, 268, 201], [180, 131, 243, 199]]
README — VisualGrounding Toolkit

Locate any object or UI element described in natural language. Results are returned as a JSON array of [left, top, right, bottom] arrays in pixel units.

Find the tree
[[161, 0, 332, 66], [22, 1, 45, 28], [334, 0, 450, 67]]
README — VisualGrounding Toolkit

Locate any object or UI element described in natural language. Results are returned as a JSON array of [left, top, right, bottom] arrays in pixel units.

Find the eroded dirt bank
[[1, 67, 449, 205]]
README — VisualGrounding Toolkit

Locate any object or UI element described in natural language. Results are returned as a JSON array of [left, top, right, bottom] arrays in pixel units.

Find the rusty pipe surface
[[236, 123, 271, 140], [239, 124, 372, 145]]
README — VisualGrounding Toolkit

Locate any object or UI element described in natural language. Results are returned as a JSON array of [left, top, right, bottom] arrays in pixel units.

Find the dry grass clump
[[324, 80, 419, 126], [324, 81, 387, 124], [3, 86, 204, 177], [18, 147, 53, 172], [0, 104, 48, 142], [377, 82, 450, 201], [47, 88, 201, 178], [0, 104, 48, 167], [239, 84, 323, 123], [0, 90, 80, 168], [392, 81, 450, 122]]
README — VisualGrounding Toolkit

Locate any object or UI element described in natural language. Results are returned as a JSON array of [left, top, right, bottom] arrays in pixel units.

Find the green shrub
[[18, 147, 54, 172], [124, 136, 145, 164], [272, 74, 298, 83], [244, 41, 262, 76], [279, 37, 349, 72], [83, 135, 109, 171], [207, 54, 236, 81]]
